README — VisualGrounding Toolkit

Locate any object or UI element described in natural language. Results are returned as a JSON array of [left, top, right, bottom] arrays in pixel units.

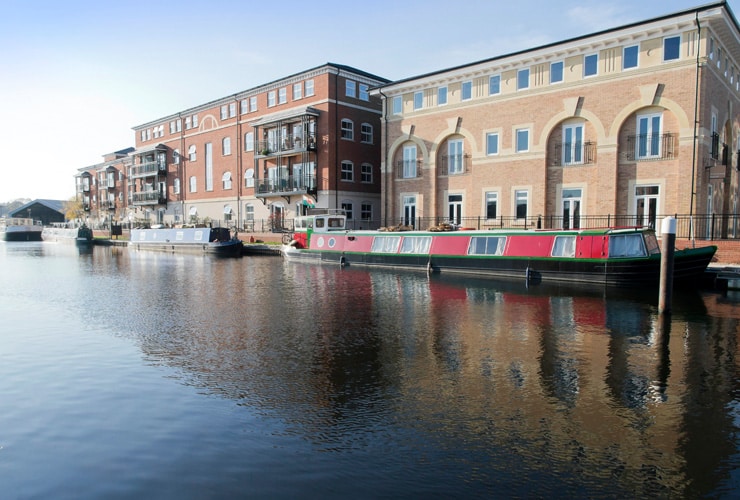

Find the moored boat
[[0, 217, 43, 242], [129, 226, 243, 257], [281, 211, 717, 287], [42, 223, 94, 246]]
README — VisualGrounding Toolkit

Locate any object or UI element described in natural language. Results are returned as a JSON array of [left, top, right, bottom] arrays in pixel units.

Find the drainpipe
[[379, 88, 389, 227], [689, 12, 702, 243], [335, 70, 339, 210], [236, 96, 242, 229]]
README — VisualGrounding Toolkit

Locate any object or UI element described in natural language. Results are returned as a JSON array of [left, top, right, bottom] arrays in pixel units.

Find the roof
[[10, 199, 65, 216], [374, 1, 736, 91]]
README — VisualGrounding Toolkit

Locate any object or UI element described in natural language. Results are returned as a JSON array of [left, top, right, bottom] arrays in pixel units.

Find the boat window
[[609, 233, 646, 257], [194, 230, 204, 241], [315, 218, 325, 229], [400, 236, 432, 254], [644, 233, 660, 255], [371, 236, 401, 253], [328, 217, 345, 229], [468, 236, 506, 255], [551, 235, 576, 257], [176, 231, 184, 241]]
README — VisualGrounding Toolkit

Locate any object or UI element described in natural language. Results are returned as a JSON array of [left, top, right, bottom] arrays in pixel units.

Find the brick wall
[[675, 238, 740, 264]]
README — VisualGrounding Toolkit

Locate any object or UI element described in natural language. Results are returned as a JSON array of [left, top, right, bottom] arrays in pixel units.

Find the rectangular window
[[192, 115, 198, 128], [341, 119, 354, 140], [341, 161, 353, 181], [189, 177, 197, 193], [413, 91, 423, 110], [563, 124, 584, 165], [448, 139, 464, 174], [278, 87, 287, 104], [486, 133, 499, 155], [392, 96, 402, 114], [205, 143, 213, 191], [361, 164, 372, 183], [361, 203, 372, 221], [462, 81, 472, 100], [293, 83, 302, 100], [438, 86, 448, 105], [222, 137, 231, 156], [249, 96, 257, 112], [489, 75, 501, 95], [240, 99, 248, 114], [636, 113, 662, 159], [268, 91, 276, 107], [305, 79, 314, 96], [552, 236, 576, 257], [550, 62, 563, 84], [403, 145, 417, 178], [584, 53, 598, 77], [185, 117, 191, 129], [220, 105, 228, 120], [371, 236, 401, 253], [359, 84, 369, 101], [485, 192, 498, 219], [245, 132, 254, 151], [517, 68, 529, 90], [623, 45, 639, 69], [341, 202, 354, 220], [361, 123, 373, 143], [400, 236, 432, 254], [515, 190, 528, 219], [346, 80, 356, 97], [468, 236, 506, 256], [664, 35, 680, 61], [414, 92, 424, 110], [516, 128, 529, 153], [229, 103, 236, 117]]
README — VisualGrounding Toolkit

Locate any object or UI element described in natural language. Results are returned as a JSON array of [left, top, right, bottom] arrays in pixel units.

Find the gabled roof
[[10, 199, 65, 216]]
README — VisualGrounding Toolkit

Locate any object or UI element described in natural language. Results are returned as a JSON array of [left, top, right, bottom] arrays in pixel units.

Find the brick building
[[122, 63, 388, 230], [373, 2, 740, 239], [76, 147, 134, 225]]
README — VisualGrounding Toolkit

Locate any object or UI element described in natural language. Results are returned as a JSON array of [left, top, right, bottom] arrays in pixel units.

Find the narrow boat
[[0, 217, 43, 242], [129, 226, 243, 257], [42, 223, 94, 247], [281, 211, 717, 287]]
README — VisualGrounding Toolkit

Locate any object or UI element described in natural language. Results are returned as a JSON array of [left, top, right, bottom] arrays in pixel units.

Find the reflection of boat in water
[[1, 217, 43, 241], [282, 211, 716, 287], [42, 224, 93, 246], [129, 226, 243, 257]]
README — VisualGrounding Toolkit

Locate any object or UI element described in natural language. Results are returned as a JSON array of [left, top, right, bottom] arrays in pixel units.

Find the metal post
[[659, 217, 676, 314]]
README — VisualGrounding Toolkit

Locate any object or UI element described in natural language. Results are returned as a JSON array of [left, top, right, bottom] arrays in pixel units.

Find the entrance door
[[561, 188, 582, 229], [635, 185, 659, 228], [271, 204, 284, 231], [402, 195, 416, 227], [448, 194, 463, 225]]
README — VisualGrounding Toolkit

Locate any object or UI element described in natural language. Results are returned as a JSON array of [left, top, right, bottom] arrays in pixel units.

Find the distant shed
[[10, 199, 65, 225]]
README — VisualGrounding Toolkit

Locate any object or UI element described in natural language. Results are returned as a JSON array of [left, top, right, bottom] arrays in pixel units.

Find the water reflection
[[41, 248, 740, 496]]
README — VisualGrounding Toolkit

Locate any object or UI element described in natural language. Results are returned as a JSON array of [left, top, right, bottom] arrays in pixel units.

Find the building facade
[[125, 64, 388, 230], [375, 2, 740, 239], [76, 148, 133, 226]]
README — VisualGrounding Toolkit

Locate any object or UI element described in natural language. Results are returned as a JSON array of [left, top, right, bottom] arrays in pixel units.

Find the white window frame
[[359, 84, 369, 101], [486, 133, 499, 156], [341, 161, 354, 182], [461, 81, 472, 101], [517, 68, 529, 90], [222, 137, 231, 156], [438, 86, 448, 105], [636, 113, 662, 159], [663, 35, 681, 62], [516, 128, 530, 153], [293, 82, 302, 100], [413, 91, 423, 110], [189, 176, 197, 193], [341, 119, 354, 140], [392, 96, 402, 115], [403, 145, 417, 178], [305, 79, 314, 96], [550, 61, 564, 84], [249, 96, 257, 112], [584, 53, 598, 77], [448, 139, 464, 175], [361, 163, 373, 183], [268, 91, 276, 107], [515, 190, 529, 220], [346, 80, 356, 98], [562, 123, 584, 165], [245, 132, 254, 152], [360, 123, 373, 144], [489, 74, 501, 95], [278, 87, 287, 104], [623, 44, 639, 70], [485, 191, 498, 219]]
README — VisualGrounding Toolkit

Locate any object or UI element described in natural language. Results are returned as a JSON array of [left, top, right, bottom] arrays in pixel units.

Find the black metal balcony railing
[[256, 175, 317, 196], [438, 154, 471, 176], [130, 161, 167, 178], [551, 141, 596, 166], [130, 191, 166, 205], [625, 133, 677, 161], [395, 159, 423, 179], [256, 133, 317, 156]]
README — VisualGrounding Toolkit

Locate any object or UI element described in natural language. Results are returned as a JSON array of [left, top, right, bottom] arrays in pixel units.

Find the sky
[[1, 0, 738, 203]]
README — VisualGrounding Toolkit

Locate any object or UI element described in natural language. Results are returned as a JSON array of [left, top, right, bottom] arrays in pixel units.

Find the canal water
[[1, 241, 739, 499]]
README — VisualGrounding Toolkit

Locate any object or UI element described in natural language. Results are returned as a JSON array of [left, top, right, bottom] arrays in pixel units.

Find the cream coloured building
[[374, 2, 740, 239]]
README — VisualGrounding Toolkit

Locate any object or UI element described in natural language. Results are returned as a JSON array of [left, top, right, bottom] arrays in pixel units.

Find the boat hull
[[2, 228, 43, 241], [129, 227, 243, 257], [282, 243, 716, 287]]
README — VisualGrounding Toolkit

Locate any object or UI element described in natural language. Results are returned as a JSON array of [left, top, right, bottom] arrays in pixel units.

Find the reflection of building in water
[[113, 256, 737, 496]]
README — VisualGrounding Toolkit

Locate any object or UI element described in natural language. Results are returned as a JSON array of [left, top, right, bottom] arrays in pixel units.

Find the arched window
[[173, 178, 181, 194], [341, 119, 354, 140], [222, 171, 232, 190], [189, 176, 197, 192], [173, 148, 180, 164], [188, 145, 197, 162], [244, 168, 254, 188], [222, 137, 231, 156]]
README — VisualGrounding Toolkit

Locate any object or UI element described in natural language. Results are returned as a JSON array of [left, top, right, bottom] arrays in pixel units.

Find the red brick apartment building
[[373, 1, 740, 240], [77, 64, 389, 229]]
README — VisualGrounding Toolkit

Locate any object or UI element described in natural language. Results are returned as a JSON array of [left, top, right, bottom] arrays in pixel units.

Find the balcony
[[131, 191, 166, 205], [256, 175, 317, 197], [255, 133, 317, 156], [550, 141, 596, 166], [625, 133, 677, 161], [438, 154, 471, 176], [130, 161, 167, 178], [395, 160, 423, 179]]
